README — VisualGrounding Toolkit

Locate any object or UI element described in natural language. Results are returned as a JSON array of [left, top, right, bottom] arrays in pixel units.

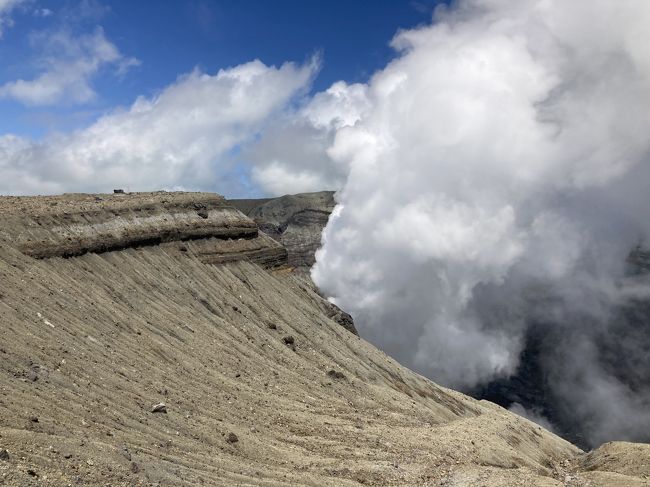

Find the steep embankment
[[230, 191, 355, 335], [0, 192, 648, 486]]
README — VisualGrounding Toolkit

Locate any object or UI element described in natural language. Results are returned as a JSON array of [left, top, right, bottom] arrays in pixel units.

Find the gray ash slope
[[0, 191, 649, 486], [236, 191, 650, 452]]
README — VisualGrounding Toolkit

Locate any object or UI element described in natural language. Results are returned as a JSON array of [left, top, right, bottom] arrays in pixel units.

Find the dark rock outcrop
[[323, 303, 357, 336], [288, 271, 359, 336], [230, 191, 335, 268]]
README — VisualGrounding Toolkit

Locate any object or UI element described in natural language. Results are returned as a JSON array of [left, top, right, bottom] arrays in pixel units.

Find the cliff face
[[230, 191, 335, 268], [0, 192, 648, 487]]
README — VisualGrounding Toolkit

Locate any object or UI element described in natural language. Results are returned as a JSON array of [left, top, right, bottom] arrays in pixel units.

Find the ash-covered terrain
[[0, 191, 649, 486]]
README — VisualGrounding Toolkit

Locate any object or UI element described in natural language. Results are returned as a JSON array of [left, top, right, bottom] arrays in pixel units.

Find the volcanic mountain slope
[[0, 192, 648, 486], [234, 192, 650, 452]]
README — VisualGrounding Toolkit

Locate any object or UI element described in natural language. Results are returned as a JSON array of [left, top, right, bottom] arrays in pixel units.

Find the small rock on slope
[[151, 403, 167, 413]]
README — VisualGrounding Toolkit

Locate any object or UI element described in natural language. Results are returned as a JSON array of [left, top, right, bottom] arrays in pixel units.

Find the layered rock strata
[[0, 192, 287, 267]]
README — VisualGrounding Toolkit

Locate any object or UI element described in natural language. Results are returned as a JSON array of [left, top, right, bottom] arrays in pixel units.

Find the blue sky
[[0, 0, 446, 139]]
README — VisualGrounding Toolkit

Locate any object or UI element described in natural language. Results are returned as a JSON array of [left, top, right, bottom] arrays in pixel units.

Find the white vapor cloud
[[0, 0, 23, 37], [310, 0, 650, 446], [0, 27, 139, 105], [0, 58, 317, 194]]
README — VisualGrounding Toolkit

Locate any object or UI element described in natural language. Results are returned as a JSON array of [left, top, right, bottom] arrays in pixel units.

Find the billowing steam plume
[[310, 0, 650, 447]]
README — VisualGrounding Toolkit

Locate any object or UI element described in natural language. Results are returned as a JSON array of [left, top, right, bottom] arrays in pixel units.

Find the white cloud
[[33, 8, 53, 18], [0, 27, 139, 105], [0, 58, 317, 194], [0, 0, 23, 37], [245, 80, 370, 195]]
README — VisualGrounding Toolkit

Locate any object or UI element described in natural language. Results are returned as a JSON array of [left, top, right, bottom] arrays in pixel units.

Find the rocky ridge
[[0, 192, 287, 268], [0, 191, 648, 486]]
